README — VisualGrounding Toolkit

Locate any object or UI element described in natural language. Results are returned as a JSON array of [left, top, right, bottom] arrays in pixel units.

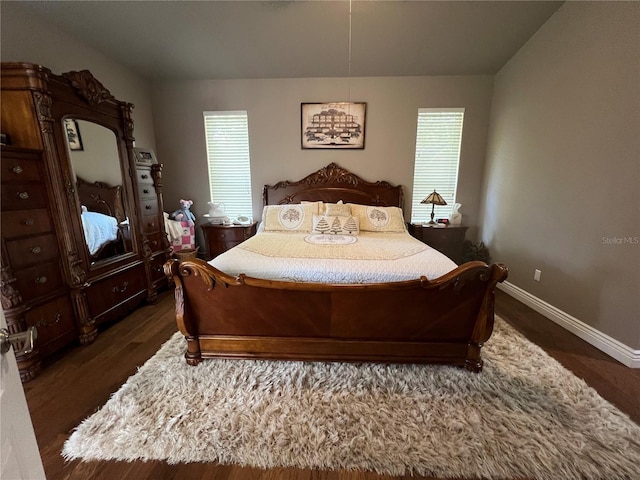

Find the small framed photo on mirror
[[64, 119, 83, 151], [133, 147, 158, 166]]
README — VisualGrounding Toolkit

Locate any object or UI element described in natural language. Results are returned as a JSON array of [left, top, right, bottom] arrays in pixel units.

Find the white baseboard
[[498, 281, 640, 368]]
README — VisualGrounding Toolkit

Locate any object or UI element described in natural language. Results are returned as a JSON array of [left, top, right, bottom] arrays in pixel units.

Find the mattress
[[209, 230, 457, 284]]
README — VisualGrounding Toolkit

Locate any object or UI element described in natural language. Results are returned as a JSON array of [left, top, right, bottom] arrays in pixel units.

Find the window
[[410, 108, 465, 224], [203, 111, 253, 218]]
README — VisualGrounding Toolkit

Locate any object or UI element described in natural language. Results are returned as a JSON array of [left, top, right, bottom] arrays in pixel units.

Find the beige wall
[[481, 2, 640, 348], [151, 75, 493, 245], [0, 2, 156, 150]]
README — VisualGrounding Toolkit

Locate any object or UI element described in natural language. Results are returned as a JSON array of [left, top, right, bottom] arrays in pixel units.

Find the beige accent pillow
[[321, 200, 352, 216], [261, 203, 319, 232], [312, 214, 360, 236], [347, 204, 406, 233], [300, 201, 322, 214]]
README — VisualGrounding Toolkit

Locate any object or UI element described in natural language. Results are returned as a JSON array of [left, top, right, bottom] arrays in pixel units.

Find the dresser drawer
[[25, 295, 77, 358], [139, 184, 157, 200], [1, 156, 42, 183], [85, 264, 147, 320], [142, 214, 161, 234], [1, 209, 53, 239], [146, 231, 165, 252], [5, 233, 58, 269], [136, 169, 154, 185], [208, 227, 248, 242], [14, 261, 64, 303], [141, 200, 159, 216], [202, 223, 257, 260], [408, 225, 468, 264], [1, 183, 47, 210]]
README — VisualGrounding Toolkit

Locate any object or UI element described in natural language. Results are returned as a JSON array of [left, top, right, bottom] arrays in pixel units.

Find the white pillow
[[346, 204, 406, 233], [321, 200, 352, 216], [312, 214, 360, 236], [318, 200, 351, 217], [300, 201, 323, 214], [261, 203, 319, 232]]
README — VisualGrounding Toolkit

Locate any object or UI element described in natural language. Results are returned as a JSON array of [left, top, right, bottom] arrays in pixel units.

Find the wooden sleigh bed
[[165, 163, 508, 372]]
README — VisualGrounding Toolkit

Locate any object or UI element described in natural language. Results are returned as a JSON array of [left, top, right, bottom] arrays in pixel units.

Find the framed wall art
[[64, 118, 84, 151], [301, 102, 366, 149], [133, 147, 158, 165]]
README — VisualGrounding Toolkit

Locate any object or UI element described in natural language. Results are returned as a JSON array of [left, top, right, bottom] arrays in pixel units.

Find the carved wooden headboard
[[76, 176, 126, 223], [263, 163, 404, 209]]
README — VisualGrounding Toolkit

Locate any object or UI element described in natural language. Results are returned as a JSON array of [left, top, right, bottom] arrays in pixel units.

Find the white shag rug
[[62, 318, 640, 480]]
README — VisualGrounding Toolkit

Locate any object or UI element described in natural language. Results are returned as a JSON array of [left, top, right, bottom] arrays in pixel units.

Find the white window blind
[[410, 108, 465, 224], [203, 111, 253, 218]]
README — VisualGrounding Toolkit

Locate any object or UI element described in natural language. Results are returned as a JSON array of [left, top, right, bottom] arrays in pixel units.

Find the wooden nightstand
[[201, 222, 257, 260], [408, 224, 468, 264]]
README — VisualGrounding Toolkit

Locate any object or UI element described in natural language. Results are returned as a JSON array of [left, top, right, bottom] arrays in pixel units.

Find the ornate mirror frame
[[47, 70, 140, 274], [31, 68, 143, 342]]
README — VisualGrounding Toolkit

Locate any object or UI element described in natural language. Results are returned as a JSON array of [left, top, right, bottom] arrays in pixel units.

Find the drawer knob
[[18, 191, 30, 200], [112, 281, 129, 294], [36, 313, 62, 328], [145, 205, 152, 210], [35, 276, 48, 284], [11, 165, 23, 174], [143, 189, 150, 194], [30, 246, 42, 255], [141, 174, 149, 179], [24, 218, 34, 226], [152, 240, 158, 246]]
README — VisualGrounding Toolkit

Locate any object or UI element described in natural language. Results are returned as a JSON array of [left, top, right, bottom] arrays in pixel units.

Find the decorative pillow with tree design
[[347, 204, 406, 233], [312, 215, 360, 236], [261, 203, 319, 232]]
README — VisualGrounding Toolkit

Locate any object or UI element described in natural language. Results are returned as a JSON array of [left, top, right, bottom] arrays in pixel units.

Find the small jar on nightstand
[[201, 222, 257, 260], [408, 223, 468, 264]]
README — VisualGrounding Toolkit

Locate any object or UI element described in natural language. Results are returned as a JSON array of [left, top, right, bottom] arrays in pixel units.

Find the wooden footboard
[[164, 259, 508, 372]]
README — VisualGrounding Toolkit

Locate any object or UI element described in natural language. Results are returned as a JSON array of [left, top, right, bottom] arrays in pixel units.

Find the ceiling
[[13, 1, 563, 81]]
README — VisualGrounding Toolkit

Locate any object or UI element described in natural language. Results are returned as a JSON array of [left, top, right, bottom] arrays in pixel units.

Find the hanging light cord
[[348, 0, 352, 101]]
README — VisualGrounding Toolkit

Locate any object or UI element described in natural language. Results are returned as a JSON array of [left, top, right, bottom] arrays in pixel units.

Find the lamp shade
[[421, 190, 447, 206]]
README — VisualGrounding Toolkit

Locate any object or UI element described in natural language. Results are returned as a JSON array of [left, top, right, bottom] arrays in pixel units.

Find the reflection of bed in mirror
[[76, 176, 131, 261]]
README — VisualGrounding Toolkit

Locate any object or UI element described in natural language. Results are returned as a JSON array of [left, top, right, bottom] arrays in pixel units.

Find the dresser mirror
[[64, 118, 133, 264], [43, 68, 141, 277]]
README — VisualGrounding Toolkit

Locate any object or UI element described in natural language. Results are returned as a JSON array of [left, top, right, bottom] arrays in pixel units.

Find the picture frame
[[133, 147, 158, 166], [64, 118, 83, 151], [301, 102, 366, 149]]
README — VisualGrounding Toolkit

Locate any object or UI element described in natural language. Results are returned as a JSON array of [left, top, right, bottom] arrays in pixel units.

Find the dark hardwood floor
[[22, 289, 640, 480]]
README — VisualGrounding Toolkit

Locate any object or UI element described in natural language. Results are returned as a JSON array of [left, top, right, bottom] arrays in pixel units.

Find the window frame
[[410, 107, 465, 224], [203, 110, 253, 219]]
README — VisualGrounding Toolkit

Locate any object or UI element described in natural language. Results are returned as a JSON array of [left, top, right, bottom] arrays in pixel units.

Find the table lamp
[[421, 190, 447, 225]]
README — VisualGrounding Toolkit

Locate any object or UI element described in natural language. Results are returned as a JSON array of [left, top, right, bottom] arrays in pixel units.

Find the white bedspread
[[210, 231, 457, 284], [81, 211, 119, 255]]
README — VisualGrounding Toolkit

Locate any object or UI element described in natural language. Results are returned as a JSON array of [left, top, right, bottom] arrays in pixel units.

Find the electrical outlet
[[534, 269, 542, 282]]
